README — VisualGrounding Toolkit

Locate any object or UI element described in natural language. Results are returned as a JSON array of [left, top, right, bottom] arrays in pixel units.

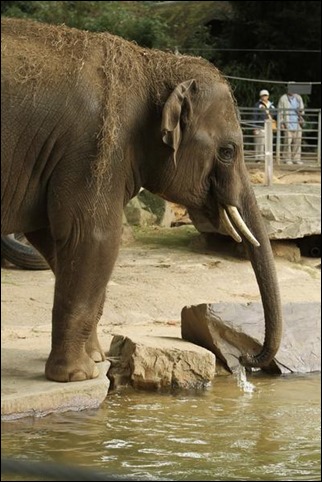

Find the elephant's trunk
[[220, 188, 283, 368], [241, 235, 283, 368]]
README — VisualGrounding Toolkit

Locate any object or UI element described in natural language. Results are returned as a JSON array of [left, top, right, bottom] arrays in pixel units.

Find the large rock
[[137, 190, 176, 227], [181, 302, 321, 374], [124, 196, 157, 226], [182, 304, 279, 374], [107, 335, 217, 391], [253, 184, 321, 239], [189, 184, 321, 240], [124, 190, 177, 228]]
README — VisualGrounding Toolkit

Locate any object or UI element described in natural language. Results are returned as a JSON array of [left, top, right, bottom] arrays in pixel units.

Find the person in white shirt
[[278, 91, 305, 165]]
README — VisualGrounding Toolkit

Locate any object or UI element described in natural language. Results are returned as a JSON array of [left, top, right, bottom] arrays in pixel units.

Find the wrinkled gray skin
[[1, 18, 283, 382]]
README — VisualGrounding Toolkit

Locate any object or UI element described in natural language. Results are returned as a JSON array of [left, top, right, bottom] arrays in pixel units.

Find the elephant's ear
[[161, 79, 196, 166]]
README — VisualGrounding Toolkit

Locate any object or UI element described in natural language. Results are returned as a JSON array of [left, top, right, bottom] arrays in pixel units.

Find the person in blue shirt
[[253, 89, 276, 162], [278, 90, 305, 164]]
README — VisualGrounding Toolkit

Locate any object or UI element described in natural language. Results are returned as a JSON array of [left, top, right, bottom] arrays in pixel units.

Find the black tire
[[1, 233, 50, 270], [297, 235, 321, 258]]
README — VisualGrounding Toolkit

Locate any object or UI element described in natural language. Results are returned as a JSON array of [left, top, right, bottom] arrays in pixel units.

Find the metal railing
[[239, 107, 321, 167]]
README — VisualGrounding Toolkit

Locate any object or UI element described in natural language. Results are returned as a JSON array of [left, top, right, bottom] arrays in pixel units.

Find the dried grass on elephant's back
[[2, 17, 231, 189], [2, 19, 89, 89], [92, 33, 231, 188]]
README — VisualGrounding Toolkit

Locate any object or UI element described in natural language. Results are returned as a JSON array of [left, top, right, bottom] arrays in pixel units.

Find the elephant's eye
[[218, 145, 235, 163]]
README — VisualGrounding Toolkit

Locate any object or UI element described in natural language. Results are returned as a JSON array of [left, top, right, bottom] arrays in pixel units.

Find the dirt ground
[[248, 167, 321, 186], [1, 168, 321, 354]]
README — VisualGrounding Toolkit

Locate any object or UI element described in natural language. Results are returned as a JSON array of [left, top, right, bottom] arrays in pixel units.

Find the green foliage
[[151, 0, 226, 58], [1, 1, 320, 107], [0, 1, 176, 49], [0, 1, 221, 56]]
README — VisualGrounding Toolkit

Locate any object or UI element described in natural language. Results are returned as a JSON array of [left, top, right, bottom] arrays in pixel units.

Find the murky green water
[[1, 373, 321, 481]]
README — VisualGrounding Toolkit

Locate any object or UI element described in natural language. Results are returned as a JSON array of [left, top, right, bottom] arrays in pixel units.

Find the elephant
[[1, 18, 283, 382]]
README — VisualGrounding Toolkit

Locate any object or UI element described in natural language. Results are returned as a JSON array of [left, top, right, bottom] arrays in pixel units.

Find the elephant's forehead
[[198, 99, 242, 144], [197, 84, 240, 125]]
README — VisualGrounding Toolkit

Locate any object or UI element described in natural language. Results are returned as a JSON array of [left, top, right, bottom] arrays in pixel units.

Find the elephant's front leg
[[45, 228, 121, 382], [26, 228, 106, 364], [85, 293, 106, 363]]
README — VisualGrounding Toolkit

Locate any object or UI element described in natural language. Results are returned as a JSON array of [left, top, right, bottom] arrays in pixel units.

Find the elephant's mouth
[[219, 205, 260, 247]]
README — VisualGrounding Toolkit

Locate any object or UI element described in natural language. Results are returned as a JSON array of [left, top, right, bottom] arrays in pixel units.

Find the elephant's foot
[[45, 351, 99, 382], [85, 335, 106, 363]]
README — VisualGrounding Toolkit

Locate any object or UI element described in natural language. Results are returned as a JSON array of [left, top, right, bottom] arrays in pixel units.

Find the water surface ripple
[[1, 373, 321, 481]]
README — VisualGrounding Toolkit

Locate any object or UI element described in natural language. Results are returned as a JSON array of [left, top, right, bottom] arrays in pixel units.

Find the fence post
[[318, 110, 321, 167], [276, 109, 282, 165], [264, 119, 273, 186]]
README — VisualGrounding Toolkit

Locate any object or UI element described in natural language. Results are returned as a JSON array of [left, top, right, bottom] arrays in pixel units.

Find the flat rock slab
[[1, 347, 110, 421], [181, 302, 321, 374], [108, 335, 217, 391]]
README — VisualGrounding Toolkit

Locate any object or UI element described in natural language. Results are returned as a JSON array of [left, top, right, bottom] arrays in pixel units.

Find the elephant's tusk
[[226, 205, 260, 247], [219, 206, 242, 243]]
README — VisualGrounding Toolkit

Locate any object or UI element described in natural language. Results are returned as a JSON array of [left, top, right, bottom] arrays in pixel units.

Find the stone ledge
[[189, 184, 321, 240], [1, 348, 110, 421], [253, 184, 321, 239]]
